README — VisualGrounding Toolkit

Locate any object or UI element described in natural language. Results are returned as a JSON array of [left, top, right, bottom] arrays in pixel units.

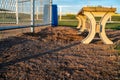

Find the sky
[[53, 0, 120, 13]]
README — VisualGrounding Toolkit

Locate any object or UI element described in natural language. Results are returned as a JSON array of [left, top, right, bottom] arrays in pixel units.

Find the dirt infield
[[0, 26, 120, 80]]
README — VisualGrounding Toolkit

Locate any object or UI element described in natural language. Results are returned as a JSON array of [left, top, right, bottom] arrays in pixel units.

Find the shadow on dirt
[[0, 41, 81, 69]]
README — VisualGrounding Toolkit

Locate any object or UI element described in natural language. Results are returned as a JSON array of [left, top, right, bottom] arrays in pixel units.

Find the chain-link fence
[[0, 0, 51, 27], [0, 0, 52, 39]]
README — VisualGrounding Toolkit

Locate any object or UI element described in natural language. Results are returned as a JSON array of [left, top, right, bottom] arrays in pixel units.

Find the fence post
[[50, 0, 52, 26], [30, 0, 35, 33], [16, 0, 19, 24], [59, 6, 62, 21], [36, 6, 39, 20]]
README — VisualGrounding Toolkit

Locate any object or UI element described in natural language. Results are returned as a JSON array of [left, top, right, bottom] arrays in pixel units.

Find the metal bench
[[76, 6, 116, 44]]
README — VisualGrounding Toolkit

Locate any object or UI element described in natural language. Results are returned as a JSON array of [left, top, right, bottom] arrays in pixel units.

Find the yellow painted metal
[[76, 16, 82, 29], [99, 13, 114, 44], [76, 6, 116, 44], [76, 15, 87, 32], [79, 7, 116, 12], [81, 12, 96, 44]]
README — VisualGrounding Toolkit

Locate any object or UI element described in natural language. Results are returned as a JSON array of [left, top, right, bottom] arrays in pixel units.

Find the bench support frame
[[77, 11, 114, 44]]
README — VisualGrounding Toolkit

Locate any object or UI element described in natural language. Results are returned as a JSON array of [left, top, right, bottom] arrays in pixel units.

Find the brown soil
[[0, 26, 120, 80]]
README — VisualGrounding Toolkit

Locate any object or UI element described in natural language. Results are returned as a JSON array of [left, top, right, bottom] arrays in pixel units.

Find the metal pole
[[36, 6, 39, 20], [16, 0, 19, 24], [31, 0, 35, 33], [59, 6, 62, 21], [50, 0, 52, 26]]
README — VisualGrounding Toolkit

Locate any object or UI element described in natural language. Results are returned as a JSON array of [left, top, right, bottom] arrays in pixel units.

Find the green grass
[[106, 23, 120, 30], [0, 19, 16, 22], [59, 21, 78, 27], [58, 14, 120, 30], [115, 45, 120, 50], [112, 16, 120, 21], [59, 20, 120, 30], [0, 12, 120, 30], [59, 14, 77, 20]]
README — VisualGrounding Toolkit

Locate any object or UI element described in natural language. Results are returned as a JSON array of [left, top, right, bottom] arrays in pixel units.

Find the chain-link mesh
[[0, 0, 16, 24], [34, 0, 50, 25], [0, 0, 51, 27]]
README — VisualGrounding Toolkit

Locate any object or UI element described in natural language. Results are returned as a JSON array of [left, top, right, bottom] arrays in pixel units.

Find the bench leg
[[76, 15, 86, 32], [81, 12, 96, 44], [80, 16, 86, 32], [76, 16, 82, 29], [99, 13, 113, 44]]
